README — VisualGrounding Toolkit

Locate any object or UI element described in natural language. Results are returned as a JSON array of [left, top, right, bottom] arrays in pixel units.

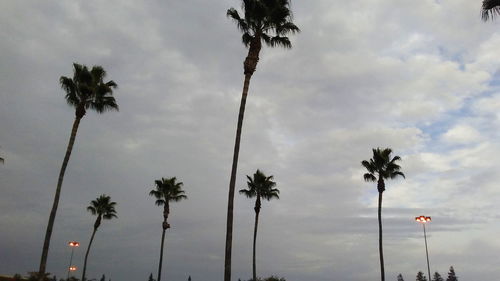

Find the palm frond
[[241, 169, 279, 202], [269, 35, 291, 48], [87, 206, 97, 215], [239, 188, 256, 198], [363, 173, 377, 182], [149, 177, 188, 205], [228, 0, 299, 49], [361, 160, 376, 174], [227, 8, 249, 33], [389, 171, 405, 179], [482, 0, 500, 21], [155, 199, 165, 206], [362, 148, 404, 186], [276, 21, 300, 36], [87, 194, 117, 220], [60, 63, 118, 114]]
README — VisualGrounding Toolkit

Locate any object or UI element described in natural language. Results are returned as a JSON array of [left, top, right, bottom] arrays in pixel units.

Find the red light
[[69, 266, 77, 271], [68, 241, 80, 247], [415, 216, 431, 223]]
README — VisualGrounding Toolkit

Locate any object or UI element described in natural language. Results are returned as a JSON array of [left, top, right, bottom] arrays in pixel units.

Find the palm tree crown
[[240, 169, 279, 203], [482, 0, 500, 21], [227, 0, 300, 74], [149, 177, 187, 205], [81, 194, 117, 281], [362, 148, 405, 192], [60, 63, 118, 118], [87, 195, 118, 222]]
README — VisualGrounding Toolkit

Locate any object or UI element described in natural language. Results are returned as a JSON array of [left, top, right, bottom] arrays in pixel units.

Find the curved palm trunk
[[157, 228, 167, 281], [82, 225, 99, 281], [378, 191, 384, 281], [158, 204, 170, 281], [225, 38, 261, 281], [224, 73, 252, 281], [39, 116, 82, 280], [252, 199, 261, 281]]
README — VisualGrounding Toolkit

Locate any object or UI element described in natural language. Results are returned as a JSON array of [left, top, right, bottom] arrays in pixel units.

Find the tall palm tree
[[482, 0, 500, 21], [361, 148, 404, 281], [81, 195, 117, 281], [239, 170, 279, 281], [225, 2, 299, 280], [149, 177, 187, 281], [38, 63, 118, 280]]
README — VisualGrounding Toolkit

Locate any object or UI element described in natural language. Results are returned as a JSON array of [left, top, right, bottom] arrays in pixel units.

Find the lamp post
[[415, 216, 431, 281], [67, 241, 80, 280]]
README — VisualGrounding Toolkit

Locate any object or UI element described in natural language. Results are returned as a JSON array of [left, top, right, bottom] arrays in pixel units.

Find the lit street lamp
[[67, 241, 80, 280], [415, 216, 431, 281]]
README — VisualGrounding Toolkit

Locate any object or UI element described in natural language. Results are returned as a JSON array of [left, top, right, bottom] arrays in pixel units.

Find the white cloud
[[441, 124, 482, 144]]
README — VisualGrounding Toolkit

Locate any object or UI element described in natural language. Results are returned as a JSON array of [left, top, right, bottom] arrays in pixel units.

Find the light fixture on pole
[[67, 241, 80, 280], [415, 216, 431, 281]]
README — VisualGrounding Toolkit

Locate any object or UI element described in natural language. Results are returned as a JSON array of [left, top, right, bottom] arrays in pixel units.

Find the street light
[[415, 216, 431, 281], [67, 241, 80, 280]]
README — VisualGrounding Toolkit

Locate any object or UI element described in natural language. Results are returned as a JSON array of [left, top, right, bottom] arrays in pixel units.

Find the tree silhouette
[[362, 148, 404, 281], [432, 272, 444, 281], [224, 2, 299, 280], [397, 274, 405, 281], [38, 63, 118, 280], [149, 177, 187, 281], [445, 267, 457, 281], [240, 170, 279, 281], [81, 195, 117, 281], [482, 0, 500, 21], [416, 271, 427, 281]]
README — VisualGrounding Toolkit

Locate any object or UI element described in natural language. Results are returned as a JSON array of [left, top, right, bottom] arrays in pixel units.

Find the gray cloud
[[1, 1, 500, 281]]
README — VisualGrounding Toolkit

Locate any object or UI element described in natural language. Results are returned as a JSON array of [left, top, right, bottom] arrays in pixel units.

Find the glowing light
[[68, 241, 80, 247], [415, 216, 431, 223], [69, 266, 77, 271]]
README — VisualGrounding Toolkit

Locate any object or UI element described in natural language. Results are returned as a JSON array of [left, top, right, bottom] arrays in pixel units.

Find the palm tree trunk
[[252, 209, 260, 281], [378, 191, 384, 281], [39, 116, 81, 280], [225, 38, 261, 281], [158, 227, 167, 281], [224, 72, 253, 281], [82, 226, 98, 281]]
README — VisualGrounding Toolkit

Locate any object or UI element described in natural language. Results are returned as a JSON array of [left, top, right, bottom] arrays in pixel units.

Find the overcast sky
[[1, 1, 500, 281]]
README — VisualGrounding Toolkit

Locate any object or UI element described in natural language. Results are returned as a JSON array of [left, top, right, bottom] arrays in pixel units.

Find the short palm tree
[[149, 177, 187, 281], [225, 2, 299, 280], [38, 63, 118, 280], [482, 0, 500, 21], [81, 195, 117, 281], [239, 170, 279, 281], [361, 148, 404, 281]]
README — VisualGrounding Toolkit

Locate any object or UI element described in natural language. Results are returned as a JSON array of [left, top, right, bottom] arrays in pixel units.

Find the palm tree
[[38, 63, 118, 280], [149, 177, 187, 281], [482, 0, 500, 21], [361, 148, 405, 281], [81, 195, 117, 281], [225, 2, 299, 280], [239, 170, 279, 281]]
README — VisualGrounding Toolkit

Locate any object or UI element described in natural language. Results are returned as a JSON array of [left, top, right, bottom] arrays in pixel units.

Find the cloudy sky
[[1, 1, 500, 281]]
